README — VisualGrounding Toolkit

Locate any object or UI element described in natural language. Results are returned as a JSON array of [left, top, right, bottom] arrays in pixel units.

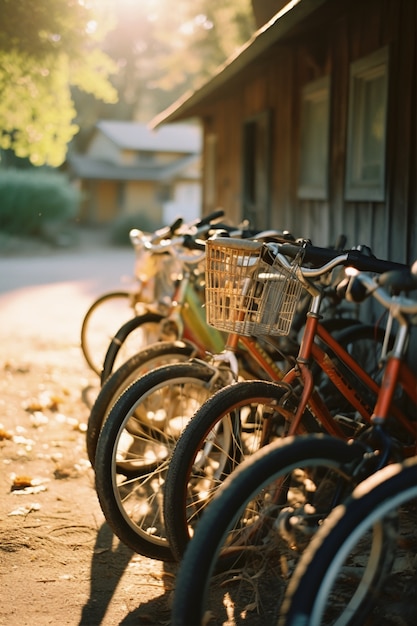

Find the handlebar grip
[[345, 250, 408, 274], [182, 234, 206, 251], [169, 217, 183, 235], [275, 243, 342, 266], [197, 209, 225, 227], [301, 244, 343, 266], [346, 276, 369, 303]]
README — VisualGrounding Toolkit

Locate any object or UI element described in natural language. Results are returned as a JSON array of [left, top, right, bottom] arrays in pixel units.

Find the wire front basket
[[205, 238, 304, 337]]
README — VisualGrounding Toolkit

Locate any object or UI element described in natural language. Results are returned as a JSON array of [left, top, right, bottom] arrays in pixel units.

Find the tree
[[0, 0, 255, 164], [149, 0, 255, 92], [72, 0, 255, 130], [0, 0, 118, 166]]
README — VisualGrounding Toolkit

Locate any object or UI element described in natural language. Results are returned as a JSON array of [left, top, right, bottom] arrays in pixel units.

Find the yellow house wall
[[123, 181, 163, 227]]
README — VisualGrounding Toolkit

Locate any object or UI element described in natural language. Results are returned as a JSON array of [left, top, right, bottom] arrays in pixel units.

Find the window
[[298, 76, 330, 200], [138, 150, 156, 163], [242, 111, 272, 230], [345, 47, 388, 201]]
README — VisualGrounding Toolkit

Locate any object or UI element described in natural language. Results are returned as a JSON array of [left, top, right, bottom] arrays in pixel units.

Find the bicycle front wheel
[[94, 361, 230, 561], [171, 434, 366, 626], [281, 456, 417, 626]]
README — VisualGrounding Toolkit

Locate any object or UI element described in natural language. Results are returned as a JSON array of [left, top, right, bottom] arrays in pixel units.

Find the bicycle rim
[[95, 362, 228, 560]]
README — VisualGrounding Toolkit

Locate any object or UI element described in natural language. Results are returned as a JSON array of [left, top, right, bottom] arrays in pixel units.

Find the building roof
[[68, 153, 199, 182], [150, 0, 327, 128], [96, 120, 202, 153]]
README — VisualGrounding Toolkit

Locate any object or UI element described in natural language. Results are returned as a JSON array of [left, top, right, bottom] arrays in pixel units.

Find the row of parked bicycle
[[80, 210, 417, 625]]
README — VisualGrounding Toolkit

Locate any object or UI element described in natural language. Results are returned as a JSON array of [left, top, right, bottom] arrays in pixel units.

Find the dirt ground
[[0, 233, 176, 626], [0, 231, 415, 626]]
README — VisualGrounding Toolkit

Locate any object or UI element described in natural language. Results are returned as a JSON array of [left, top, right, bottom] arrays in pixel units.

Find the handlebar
[[266, 240, 409, 278], [195, 209, 225, 227], [130, 213, 293, 265], [129, 210, 228, 264], [265, 238, 417, 319], [345, 267, 417, 316]]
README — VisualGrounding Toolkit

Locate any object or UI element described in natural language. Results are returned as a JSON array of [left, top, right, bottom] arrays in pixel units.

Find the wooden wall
[[200, 0, 416, 265]]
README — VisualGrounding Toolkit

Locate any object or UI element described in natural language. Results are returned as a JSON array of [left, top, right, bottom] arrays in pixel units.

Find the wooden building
[[152, 0, 416, 265], [68, 121, 202, 227]]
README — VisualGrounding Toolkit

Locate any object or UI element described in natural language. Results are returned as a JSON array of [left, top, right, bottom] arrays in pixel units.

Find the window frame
[[345, 47, 389, 202]]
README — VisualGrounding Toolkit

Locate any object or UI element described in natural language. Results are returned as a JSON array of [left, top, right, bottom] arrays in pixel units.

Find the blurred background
[[0, 0, 256, 249]]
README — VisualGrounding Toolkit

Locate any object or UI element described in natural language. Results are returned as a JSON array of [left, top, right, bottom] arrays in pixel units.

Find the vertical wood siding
[[201, 0, 416, 265]]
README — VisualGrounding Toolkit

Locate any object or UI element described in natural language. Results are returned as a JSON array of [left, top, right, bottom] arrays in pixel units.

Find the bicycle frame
[[162, 264, 225, 355], [279, 293, 416, 451]]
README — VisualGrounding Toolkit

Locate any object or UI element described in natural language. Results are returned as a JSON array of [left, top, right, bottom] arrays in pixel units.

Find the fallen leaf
[[12, 484, 47, 495], [8, 503, 41, 516], [10, 475, 48, 494], [11, 475, 34, 490], [0, 426, 13, 440]]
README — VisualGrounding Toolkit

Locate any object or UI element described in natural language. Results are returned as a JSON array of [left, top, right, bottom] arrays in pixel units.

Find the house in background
[[152, 0, 416, 266], [68, 121, 202, 228]]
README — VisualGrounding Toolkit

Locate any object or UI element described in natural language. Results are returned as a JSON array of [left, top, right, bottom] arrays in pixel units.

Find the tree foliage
[[0, 0, 118, 166], [149, 0, 255, 91], [74, 0, 255, 127], [0, 0, 255, 165], [1, 0, 95, 59]]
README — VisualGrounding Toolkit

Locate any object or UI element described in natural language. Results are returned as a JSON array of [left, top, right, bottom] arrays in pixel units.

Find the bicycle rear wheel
[[170, 434, 366, 626], [281, 456, 417, 626], [94, 361, 231, 561], [80, 291, 162, 376], [86, 340, 197, 467], [100, 311, 169, 383]]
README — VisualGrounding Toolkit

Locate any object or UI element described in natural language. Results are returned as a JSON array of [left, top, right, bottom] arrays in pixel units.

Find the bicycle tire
[[281, 456, 417, 626], [81, 291, 161, 375], [164, 379, 320, 561], [86, 340, 197, 467], [100, 311, 166, 383], [170, 434, 366, 626], [94, 360, 232, 561]]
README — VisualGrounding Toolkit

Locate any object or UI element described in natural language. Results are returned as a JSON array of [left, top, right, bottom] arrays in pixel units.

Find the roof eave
[[150, 0, 327, 129]]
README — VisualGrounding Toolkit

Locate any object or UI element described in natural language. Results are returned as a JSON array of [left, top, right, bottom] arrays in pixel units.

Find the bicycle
[[81, 211, 227, 377], [92, 233, 301, 560], [168, 256, 417, 625], [279, 262, 417, 625], [163, 237, 411, 561], [281, 456, 417, 626], [86, 224, 293, 467], [92, 237, 396, 561], [98, 225, 296, 383]]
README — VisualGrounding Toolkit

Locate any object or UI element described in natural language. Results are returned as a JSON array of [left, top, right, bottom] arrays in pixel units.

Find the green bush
[[0, 168, 81, 237]]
